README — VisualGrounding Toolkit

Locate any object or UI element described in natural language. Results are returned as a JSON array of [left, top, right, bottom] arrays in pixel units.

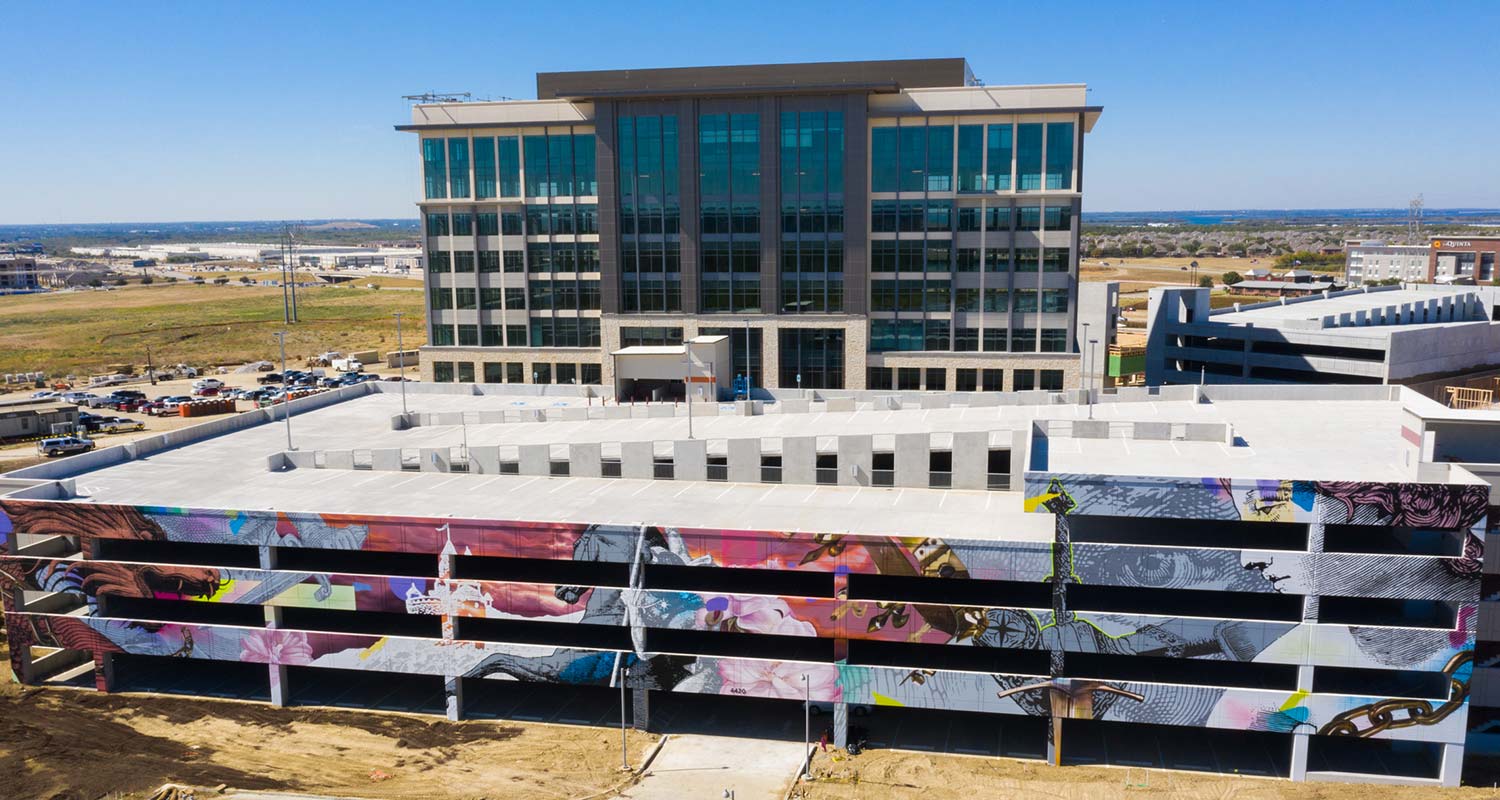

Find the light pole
[[743, 318, 753, 399], [1087, 339, 1099, 420], [682, 350, 694, 440], [618, 655, 629, 771], [1080, 321, 1091, 395], [274, 331, 294, 450], [394, 311, 408, 415], [802, 673, 812, 781]]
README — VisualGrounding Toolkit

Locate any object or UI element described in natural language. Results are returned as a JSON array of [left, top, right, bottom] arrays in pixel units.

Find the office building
[[1145, 284, 1500, 390], [1345, 240, 1431, 286], [399, 58, 1102, 396], [2, 380, 1495, 786], [0, 256, 41, 295]]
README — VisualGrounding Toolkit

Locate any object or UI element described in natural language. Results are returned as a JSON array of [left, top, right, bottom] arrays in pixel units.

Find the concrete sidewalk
[[620, 734, 806, 800]]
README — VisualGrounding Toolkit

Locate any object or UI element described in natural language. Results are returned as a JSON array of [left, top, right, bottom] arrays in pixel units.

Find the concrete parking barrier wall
[[894, 433, 929, 488], [518, 444, 550, 476], [570, 443, 602, 477], [673, 439, 707, 482], [951, 430, 989, 490], [838, 435, 873, 487], [782, 436, 816, 484], [470, 445, 501, 474], [727, 438, 760, 483], [621, 440, 654, 479]]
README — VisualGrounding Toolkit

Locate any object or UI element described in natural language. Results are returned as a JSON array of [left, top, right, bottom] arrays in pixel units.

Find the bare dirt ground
[[797, 749, 1500, 800], [0, 638, 655, 800]]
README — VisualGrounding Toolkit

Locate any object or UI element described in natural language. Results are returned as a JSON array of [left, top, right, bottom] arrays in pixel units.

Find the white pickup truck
[[331, 358, 364, 372]]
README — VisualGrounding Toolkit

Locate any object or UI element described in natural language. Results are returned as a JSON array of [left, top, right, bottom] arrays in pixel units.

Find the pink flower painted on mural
[[239, 628, 314, 665], [697, 595, 816, 637], [717, 659, 842, 701]]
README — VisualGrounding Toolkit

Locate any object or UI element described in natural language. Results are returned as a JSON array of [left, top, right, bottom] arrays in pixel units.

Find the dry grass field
[[0, 281, 423, 377]]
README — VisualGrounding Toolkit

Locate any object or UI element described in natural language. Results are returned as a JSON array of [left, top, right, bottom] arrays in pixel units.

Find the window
[[503, 250, 524, 272], [426, 212, 449, 236], [479, 250, 500, 272], [498, 137, 521, 197], [984, 288, 1009, 312], [778, 329, 844, 389], [501, 210, 523, 235], [1039, 369, 1065, 391], [984, 206, 1008, 232], [925, 244, 950, 273], [955, 288, 980, 312], [557, 363, 577, 384], [618, 113, 682, 314], [506, 324, 526, 347], [924, 280, 950, 312], [955, 248, 980, 272], [574, 134, 597, 196], [483, 362, 504, 382], [576, 205, 598, 234], [1040, 329, 1068, 353], [1014, 290, 1038, 313], [926, 126, 952, 192], [957, 207, 981, 232], [872, 241, 897, 272], [1012, 328, 1037, 352], [897, 367, 920, 391], [428, 287, 452, 310], [986, 125, 1012, 191], [1016, 123, 1043, 191], [954, 327, 978, 351], [872, 201, 898, 233], [925, 201, 953, 233], [457, 325, 478, 347], [1016, 206, 1042, 231], [956, 368, 977, 391], [871, 280, 898, 311], [454, 252, 475, 273], [1041, 289, 1069, 313], [1045, 122, 1075, 190], [454, 288, 476, 310], [983, 329, 1006, 352], [985, 248, 1010, 273], [481, 325, 503, 346], [432, 361, 454, 382], [431, 325, 455, 347], [1014, 369, 1036, 391], [957, 125, 983, 192], [898, 126, 926, 192], [532, 364, 552, 384], [867, 366, 893, 390], [524, 135, 549, 197], [1015, 248, 1040, 273], [871, 127, 898, 192], [581, 363, 601, 384], [982, 369, 1004, 391], [506, 363, 523, 382], [479, 287, 503, 310], [427, 251, 450, 273], [447, 138, 470, 198], [474, 138, 497, 199], [1043, 248, 1070, 273], [422, 138, 447, 200], [925, 368, 946, 391], [477, 213, 499, 236], [1043, 202, 1073, 231], [924, 320, 949, 351]]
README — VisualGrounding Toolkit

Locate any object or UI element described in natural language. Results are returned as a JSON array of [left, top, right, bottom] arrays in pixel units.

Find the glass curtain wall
[[779, 110, 844, 313], [778, 329, 844, 389], [699, 112, 761, 313], [618, 115, 682, 313]]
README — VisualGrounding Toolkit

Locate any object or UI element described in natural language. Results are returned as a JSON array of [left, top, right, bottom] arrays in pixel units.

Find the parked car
[[192, 378, 224, 391], [385, 376, 412, 382], [31, 390, 59, 399], [193, 386, 222, 397], [62, 391, 99, 405], [257, 372, 284, 385], [77, 412, 105, 432], [97, 418, 145, 433], [101, 390, 148, 411], [38, 436, 95, 457]]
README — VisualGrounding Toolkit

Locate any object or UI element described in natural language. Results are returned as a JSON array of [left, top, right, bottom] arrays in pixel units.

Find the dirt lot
[[799, 749, 1500, 800], [0, 637, 655, 800]]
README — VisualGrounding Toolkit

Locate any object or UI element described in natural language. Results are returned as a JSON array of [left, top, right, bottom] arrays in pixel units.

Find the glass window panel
[[422, 138, 447, 199], [473, 137, 496, 199], [957, 125, 983, 192], [986, 125, 1013, 191], [548, 133, 573, 197], [1045, 122, 1075, 190], [926, 126, 953, 192], [898, 126, 926, 192], [1016, 123, 1043, 191], [871, 127, 898, 193], [498, 137, 521, 197], [573, 133, 597, 196], [524, 135, 549, 197]]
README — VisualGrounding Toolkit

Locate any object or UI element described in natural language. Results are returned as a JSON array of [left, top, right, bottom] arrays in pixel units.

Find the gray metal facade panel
[[842, 93, 869, 316], [537, 58, 970, 99]]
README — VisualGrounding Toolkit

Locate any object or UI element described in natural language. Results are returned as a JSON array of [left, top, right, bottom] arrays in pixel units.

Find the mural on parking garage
[[0, 494, 1480, 743]]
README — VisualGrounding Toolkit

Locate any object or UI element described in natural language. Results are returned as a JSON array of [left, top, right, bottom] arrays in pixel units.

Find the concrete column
[[727, 438, 760, 483], [268, 664, 289, 706], [569, 442, 602, 478], [951, 431, 989, 490], [833, 701, 849, 750], [632, 688, 651, 732], [518, 443, 550, 476], [1009, 428, 1029, 491], [894, 432, 929, 488], [1440, 742, 1464, 787], [621, 440, 654, 480], [258, 545, 276, 570], [419, 447, 448, 472], [837, 435, 872, 487], [782, 436, 816, 485], [1289, 733, 1309, 781], [470, 445, 501, 475], [444, 675, 464, 722], [672, 439, 707, 482], [371, 448, 402, 471], [93, 651, 115, 693]]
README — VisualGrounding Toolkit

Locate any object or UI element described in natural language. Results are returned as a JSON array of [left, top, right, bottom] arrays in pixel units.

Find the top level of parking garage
[[1, 381, 1494, 541]]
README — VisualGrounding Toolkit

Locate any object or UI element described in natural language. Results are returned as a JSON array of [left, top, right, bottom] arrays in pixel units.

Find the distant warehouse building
[[1145, 284, 1500, 389]]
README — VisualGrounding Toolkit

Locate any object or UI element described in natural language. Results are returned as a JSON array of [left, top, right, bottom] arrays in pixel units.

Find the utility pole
[[682, 349, 694, 440], [394, 311, 408, 414], [146, 344, 156, 386], [743, 318, 753, 398], [279, 232, 291, 324], [1087, 339, 1099, 420], [617, 656, 629, 771], [275, 331, 294, 450]]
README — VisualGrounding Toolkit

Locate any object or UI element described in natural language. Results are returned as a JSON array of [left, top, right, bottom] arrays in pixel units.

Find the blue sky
[[3, 0, 1496, 223]]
